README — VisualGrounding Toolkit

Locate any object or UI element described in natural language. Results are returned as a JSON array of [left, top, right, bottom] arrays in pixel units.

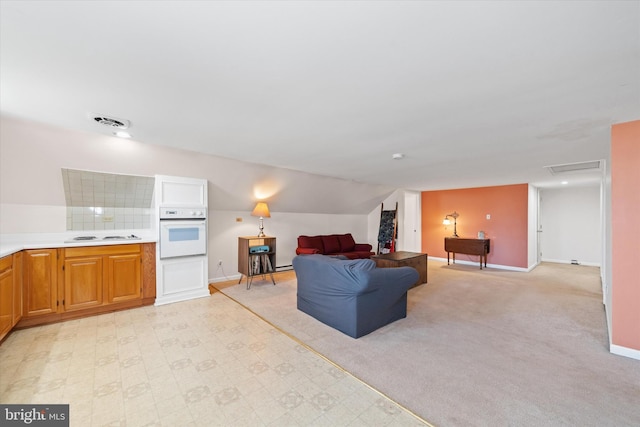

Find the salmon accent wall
[[611, 120, 640, 350], [422, 184, 529, 268]]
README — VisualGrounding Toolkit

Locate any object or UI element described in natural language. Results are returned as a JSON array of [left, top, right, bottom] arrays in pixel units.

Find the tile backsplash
[[66, 206, 153, 231], [62, 169, 155, 231]]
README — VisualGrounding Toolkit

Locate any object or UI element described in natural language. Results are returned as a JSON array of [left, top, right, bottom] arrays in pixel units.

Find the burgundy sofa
[[296, 233, 374, 259]]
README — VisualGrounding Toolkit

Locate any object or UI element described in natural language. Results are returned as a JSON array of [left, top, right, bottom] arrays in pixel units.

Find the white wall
[[209, 210, 369, 281], [366, 189, 422, 253], [539, 185, 601, 266], [0, 116, 395, 215], [0, 115, 395, 282]]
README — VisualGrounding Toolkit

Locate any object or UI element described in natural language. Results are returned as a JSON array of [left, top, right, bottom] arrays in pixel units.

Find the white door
[[403, 191, 421, 252]]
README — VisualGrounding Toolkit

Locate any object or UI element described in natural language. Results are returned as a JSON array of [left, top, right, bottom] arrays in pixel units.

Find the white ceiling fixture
[[89, 113, 130, 130], [392, 153, 405, 160]]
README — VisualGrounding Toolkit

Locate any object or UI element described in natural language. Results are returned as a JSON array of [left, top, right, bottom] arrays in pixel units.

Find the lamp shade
[[443, 218, 451, 225], [251, 202, 271, 218]]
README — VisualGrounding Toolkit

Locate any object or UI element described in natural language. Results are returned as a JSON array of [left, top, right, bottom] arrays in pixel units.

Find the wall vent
[[544, 160, 602, 175], [89, 113, 130, 129]]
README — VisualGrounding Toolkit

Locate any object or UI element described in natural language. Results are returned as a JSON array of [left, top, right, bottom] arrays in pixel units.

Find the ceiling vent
[[90, 113, 130, 129], [544, 160, 603, 175]]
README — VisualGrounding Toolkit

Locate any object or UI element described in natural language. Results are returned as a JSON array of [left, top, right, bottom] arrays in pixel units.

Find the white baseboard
[[210, 265, 292, 284], [428, 257, 528, 272], [210, 273, 242, 283], [610, 344, 640, 361]]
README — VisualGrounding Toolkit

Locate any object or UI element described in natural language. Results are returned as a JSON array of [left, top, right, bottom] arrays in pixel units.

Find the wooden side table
[[371, 251, 427, 287], [444, 238, 490, 269], [238, 236, 276, 289]]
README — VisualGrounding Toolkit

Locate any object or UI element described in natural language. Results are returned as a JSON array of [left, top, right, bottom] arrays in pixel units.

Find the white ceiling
[[1, 1, 638, 191]]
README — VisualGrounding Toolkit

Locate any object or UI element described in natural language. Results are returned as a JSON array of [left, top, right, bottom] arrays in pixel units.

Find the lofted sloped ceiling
[[1, 1, 639, 192]]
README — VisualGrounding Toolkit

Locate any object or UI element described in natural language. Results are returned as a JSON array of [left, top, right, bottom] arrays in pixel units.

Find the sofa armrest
[[296, 247, 321, 255], [354, 243, 373, 252]]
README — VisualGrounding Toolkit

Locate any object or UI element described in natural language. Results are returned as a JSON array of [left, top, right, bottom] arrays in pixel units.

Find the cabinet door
[[0, 256, 13, 339], [106, 253, 141, 303], [64, 256, 103, 311], [12, 252, 23, 326], [23, 249, 58, 317]]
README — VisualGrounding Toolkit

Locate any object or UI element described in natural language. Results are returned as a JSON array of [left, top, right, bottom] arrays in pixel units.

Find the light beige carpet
[[215, 261, 640, 427]]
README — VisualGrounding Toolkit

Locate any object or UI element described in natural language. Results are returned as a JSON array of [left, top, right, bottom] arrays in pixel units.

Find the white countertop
[[0, 230, 158, 258]]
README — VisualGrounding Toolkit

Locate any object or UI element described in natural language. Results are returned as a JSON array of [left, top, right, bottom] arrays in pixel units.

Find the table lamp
[[251, 202, 271, 237], [443, 211, 459, 237]]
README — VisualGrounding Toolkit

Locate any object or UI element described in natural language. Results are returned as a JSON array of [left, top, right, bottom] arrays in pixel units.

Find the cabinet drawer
[[65, 244, 141, 258]]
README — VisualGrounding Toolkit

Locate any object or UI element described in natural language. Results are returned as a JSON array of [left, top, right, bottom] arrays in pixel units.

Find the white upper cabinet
[[155, 175, 208, 207]]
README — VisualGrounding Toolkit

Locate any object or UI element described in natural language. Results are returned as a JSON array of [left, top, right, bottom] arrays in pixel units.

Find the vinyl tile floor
[[0, 291, 429, 426]]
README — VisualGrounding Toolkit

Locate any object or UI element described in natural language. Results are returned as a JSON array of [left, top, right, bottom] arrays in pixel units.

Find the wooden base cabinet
[[0, 255, 14, 340], [23, 249, 60, 317], [64, 244, 141, 309], [15, 243, 155, 330], [0, 253, 24, 342]]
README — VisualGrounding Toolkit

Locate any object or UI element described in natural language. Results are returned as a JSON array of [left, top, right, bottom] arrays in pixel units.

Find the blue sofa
[[292, 254, 419, 338]]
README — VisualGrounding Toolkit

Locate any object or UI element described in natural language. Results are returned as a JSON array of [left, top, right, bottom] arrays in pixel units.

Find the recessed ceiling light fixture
[[114, 131, 131, 138], [392, 153, 404, 160]]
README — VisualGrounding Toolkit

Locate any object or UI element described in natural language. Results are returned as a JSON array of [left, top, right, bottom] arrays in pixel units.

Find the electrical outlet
[[103, 216, 114, 222]]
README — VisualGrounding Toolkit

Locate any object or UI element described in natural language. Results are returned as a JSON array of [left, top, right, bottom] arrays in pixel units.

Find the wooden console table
[[372, 251, 427, 287], [444, 238, 490, 270]]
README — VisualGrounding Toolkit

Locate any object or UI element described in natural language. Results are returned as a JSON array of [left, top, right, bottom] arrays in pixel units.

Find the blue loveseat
[[292, 254, 419, 338]]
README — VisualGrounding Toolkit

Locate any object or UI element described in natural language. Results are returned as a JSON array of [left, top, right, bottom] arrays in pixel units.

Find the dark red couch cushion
[[337, 233, 356, 252], [321, 235, 341, 254], [297, 234, 373, 258], [298, 235, 325, 254]]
